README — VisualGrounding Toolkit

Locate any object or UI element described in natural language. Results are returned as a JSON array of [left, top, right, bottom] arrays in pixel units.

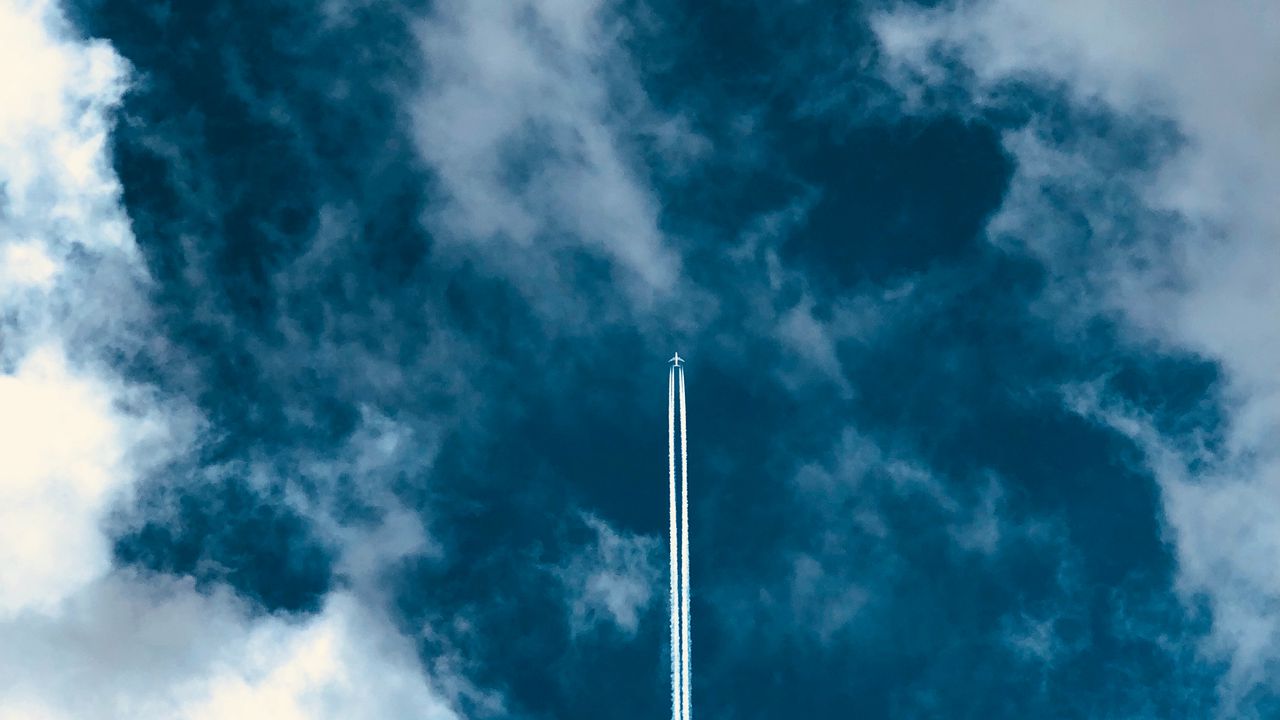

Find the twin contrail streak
[[668, 356, 691, 720], [667, 366, 682, 720]]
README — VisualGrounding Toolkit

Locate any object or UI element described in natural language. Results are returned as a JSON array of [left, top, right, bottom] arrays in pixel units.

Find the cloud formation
[[874, 0, 1280, 704], [412, 0, 688, 308], [10, 0, 1274, 715], [0, 0, 177, 617], [0, 2, 479, 716], [557, 513, 660, 636], [0, 577, 461, 719]]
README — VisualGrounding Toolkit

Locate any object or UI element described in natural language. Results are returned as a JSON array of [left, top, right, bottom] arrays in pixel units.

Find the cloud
[[0, 20, 187, 614], [724, 428, 1036, 647], [411, 0, 688, 309], [0, 0, 133, 255], [283, 405, 442, 585], [873, 0, 1280, 704], [0, 1, 487, 716], [786, 552, 871, 644], [556, 514, 660, 636], [0, 241, 59, 289], [0, 346, 184, 615], [0, 575, 461, 719], [0, 0, 182, 617]]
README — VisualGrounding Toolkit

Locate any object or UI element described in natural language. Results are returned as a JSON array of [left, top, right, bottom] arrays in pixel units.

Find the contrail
[[678, 365, 692, 720], [667, 366, 682, 720], [666, 354, 693, 720]]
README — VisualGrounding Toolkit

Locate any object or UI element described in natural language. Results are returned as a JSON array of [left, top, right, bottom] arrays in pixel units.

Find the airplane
[[669, 352, 683, 367]]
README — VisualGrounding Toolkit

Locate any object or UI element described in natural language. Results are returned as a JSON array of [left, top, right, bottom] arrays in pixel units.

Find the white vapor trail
[[667, 360, 693, 720], [678, 366, 692, 720], [668, 366, 682, 720]]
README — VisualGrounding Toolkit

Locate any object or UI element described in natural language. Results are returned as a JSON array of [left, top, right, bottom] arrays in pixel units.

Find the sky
[[1, 0, 1278, 717]]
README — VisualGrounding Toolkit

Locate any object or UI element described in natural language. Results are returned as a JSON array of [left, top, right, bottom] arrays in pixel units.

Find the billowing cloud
[[0, 576, 463, 719], [873, 0, 1280, 703], [0, 0, 180, 616], [0, 347, 183, 615], [0, 1, 482, 716]]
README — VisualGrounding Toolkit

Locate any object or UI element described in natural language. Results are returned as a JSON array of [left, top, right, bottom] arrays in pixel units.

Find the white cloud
[[176, 593, 459, 720], [873, 0, 1280, 702], [0, 1, 485, 716], [411, 0, 686, 306], [0, 241, 59, 289], [285, 406, 442, 584], [0, 0, 176, 617], [557, 514, 659, 636], [0, 0, 135, 261], [0, 346, 183, 615], [0, 576, 460, 720]]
